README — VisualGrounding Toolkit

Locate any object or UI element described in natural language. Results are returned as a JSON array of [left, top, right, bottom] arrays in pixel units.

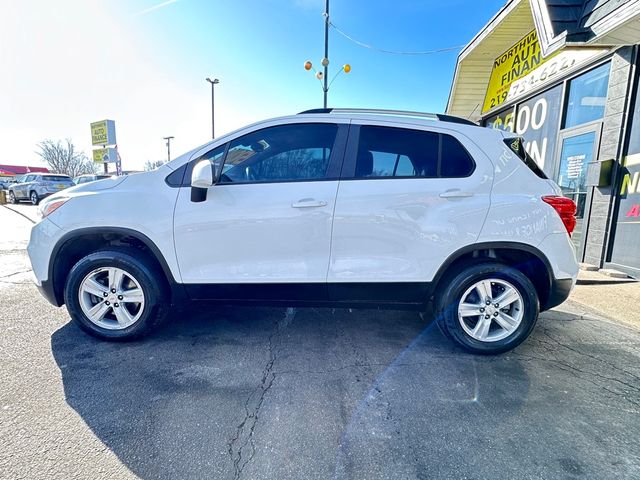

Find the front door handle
[[291, 198, 328, 208], [439, 189, 474, 199]]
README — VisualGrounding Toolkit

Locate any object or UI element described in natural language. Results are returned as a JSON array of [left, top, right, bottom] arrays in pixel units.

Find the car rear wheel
[[30, 191, 39, 205], [64, 250, 168, 340], [435, 262, 539, 355], [8, 191, 17, 204]]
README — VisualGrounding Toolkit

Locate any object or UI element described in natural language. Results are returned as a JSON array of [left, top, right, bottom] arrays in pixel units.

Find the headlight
[[39, 197, 70, 218]]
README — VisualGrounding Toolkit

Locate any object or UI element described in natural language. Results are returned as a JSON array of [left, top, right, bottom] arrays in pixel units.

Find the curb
[[1, 205, 36, 224], [576, 278, 637, 286]]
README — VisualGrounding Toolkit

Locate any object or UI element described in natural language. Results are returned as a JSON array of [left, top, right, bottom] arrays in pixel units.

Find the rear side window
[[354, 126, 475, 179], [504, 137, 547, 179]]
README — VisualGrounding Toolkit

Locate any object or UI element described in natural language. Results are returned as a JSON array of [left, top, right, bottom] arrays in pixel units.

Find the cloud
[[133, 0, 180, 18]]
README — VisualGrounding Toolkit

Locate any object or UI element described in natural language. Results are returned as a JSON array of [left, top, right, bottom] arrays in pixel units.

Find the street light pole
[[206, 77, 220, 138], [304, 0, 350, 108], [163, 136, 174, 162], [323, 0, 329, 108]]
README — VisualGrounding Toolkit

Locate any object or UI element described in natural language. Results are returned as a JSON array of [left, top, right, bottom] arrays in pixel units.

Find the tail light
[[542, 196, 577, 236]]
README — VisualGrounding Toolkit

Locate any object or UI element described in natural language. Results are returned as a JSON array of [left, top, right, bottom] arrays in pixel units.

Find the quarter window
[[219, 123, 338, 184], [354, 126, 474, 179], [440, 134, 475, 177]]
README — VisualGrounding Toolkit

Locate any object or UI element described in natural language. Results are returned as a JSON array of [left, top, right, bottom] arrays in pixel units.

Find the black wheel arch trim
[[48, 227, 185, 307], [431, 241, 558, 310]]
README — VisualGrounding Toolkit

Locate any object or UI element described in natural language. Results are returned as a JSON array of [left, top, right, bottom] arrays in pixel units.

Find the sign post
[[90, 120, 120, 175]]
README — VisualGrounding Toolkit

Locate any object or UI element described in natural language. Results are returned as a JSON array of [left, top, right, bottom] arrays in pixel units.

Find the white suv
[[27, 109, 578, 354]]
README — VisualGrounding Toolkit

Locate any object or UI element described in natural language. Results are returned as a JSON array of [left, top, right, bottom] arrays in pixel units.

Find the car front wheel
[[30, 191, 39, 205], [8, 191, 17, 204], [435, 262, 539, 355], [64, 250, 168, 340]]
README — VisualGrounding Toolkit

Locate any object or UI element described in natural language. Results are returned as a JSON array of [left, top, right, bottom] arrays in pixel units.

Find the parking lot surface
[[1, 205, 639, 479]]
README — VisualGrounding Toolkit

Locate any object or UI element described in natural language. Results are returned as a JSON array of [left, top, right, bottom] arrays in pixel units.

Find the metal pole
[[323, 0, 329, 109], [211, 81, 215, 138], [206, 78, 219, 139], [163, 136, 174, 162]]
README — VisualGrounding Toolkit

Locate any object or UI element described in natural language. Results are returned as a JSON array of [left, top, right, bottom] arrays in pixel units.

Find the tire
[[30, 191, 39, 205], [8, 191, 17, 204], [435, 262, 539, 355], [64, 249, 168, 341]]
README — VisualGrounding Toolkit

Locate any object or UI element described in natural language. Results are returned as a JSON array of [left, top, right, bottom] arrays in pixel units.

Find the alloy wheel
[[457, 278, 524, 342], [78, 267, 145, 330]]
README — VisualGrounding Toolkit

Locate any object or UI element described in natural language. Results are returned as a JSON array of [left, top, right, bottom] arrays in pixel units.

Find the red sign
[[626, 204, 640, 217]]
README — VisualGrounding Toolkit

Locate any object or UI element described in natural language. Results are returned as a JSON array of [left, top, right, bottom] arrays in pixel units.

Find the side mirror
[[190, 160, 214, 203]]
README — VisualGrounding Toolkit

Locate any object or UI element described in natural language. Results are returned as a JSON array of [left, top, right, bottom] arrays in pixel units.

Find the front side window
[[354, 126, 474, 179], [201, 144, 227, 178], [219, 123, 338, 184]]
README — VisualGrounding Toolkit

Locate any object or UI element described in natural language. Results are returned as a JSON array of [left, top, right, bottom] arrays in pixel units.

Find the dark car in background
[[8, 173, 75, 205]]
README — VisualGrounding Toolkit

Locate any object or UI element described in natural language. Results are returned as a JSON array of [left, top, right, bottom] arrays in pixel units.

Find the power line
[[329, 21, 465, 56]]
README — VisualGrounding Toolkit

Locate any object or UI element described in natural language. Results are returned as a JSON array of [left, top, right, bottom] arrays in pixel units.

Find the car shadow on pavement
[[50, 304, 640, 480], [49, 304, 534, 479]]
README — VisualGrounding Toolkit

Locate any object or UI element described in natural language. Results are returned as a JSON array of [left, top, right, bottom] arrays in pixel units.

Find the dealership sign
[[90, 120, 117, 146], [506, 48, 609, 104], [483, 30, 552, 113], [483, 28, 608, 114], [90, 119, 121, 175], [92, 148, 118, 164]]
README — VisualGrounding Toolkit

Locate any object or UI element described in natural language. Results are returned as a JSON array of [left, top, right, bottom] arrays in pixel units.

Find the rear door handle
[[439, 189, 474, 199], [291, 198, 328, 208]]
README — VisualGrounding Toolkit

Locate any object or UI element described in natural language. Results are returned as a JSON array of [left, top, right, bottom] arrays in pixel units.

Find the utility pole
[[323, 0, 329, 108], [206, 77, 220, 138], [163, 136, 174, 162]]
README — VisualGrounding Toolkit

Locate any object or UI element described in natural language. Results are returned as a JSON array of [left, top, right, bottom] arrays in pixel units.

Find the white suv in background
[[27, 109, 578, 354]]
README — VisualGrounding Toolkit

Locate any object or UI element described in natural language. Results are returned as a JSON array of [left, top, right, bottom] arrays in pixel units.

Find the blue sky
[[2, 0, 505, 169]]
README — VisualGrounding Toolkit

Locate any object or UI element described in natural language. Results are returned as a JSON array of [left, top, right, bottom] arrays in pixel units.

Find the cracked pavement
[[1, 205, 640, 479]]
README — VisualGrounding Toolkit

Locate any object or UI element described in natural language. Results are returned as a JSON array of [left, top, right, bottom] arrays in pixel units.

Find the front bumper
[[36, 279, 62, 307], [27, 217, 64, 305]]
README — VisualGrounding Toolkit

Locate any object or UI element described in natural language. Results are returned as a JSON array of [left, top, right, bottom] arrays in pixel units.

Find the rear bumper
[[543, 277, 574, 311]]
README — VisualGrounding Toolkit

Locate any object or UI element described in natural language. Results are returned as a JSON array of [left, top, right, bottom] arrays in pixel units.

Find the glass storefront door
[[555, 128, 599, 254]]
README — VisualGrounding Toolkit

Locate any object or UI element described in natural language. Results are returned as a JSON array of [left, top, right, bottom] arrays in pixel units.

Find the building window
[[563, 62, 611, 129], [484, 84, 562, 175]]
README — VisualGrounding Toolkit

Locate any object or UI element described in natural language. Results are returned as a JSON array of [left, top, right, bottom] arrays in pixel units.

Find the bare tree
[[144, 160, 165, 171], [36, 139, 97, 177]]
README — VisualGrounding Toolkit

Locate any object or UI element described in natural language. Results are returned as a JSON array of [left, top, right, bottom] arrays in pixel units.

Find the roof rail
[[297, 108, 477, 126]]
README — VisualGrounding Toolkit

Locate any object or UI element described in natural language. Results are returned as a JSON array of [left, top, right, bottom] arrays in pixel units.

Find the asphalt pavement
[[1, 204, 639, 479]]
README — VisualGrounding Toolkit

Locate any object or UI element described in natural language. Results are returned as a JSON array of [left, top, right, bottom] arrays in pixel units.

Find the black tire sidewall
[[64, 250, 165, 340], [437, 263, 539, 355], [30, 192, 38, 205], [9, 191, 16, 204]]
